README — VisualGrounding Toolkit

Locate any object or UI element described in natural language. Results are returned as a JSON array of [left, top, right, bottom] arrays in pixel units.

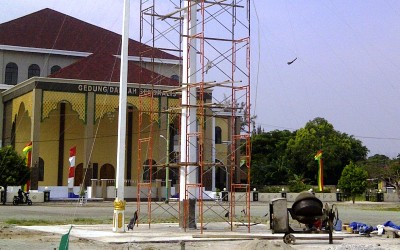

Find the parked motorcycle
[[13, 192, 33, 205]]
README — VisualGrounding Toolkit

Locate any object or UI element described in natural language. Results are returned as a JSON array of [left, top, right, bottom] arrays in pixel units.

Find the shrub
[[259, 186, 283, 193]]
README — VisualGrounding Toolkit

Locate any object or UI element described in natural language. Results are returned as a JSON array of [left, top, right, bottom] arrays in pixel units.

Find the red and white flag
[[68, 146, 76, 188]]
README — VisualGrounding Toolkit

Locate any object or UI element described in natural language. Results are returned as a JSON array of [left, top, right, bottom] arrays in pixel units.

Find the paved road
[[1, 200, 399, 227]]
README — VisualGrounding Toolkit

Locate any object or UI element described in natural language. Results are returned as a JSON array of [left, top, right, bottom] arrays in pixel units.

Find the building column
[[0, 51, 3, 147], [57, 103, 65, 186], [227, 116, 232, 190], [0, 96, 4, 147], [0, 51, 4, 86], [204, 100, 214, 191], [30, 88, 42, 190], [84, 92, 95, 187], [160, 96, 168, 162], [160, 96, 168, 143], [234, 116, 241, 184], [211, 116, 216, 192]]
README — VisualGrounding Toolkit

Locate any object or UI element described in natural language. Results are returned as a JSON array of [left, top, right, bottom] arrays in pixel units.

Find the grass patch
[[360, 206, 400, 212], [5, 218, 113, 226], [6, 219, 64, 226], [149, 217, 179, 223], [380, 207, 400, 212], [71, 218, 113, 224]]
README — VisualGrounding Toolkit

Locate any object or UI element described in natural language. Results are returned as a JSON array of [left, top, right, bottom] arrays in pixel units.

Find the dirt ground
[[1, 225, 400, 250], [0, 225, 297, 250], [0, 201, 400, 250]]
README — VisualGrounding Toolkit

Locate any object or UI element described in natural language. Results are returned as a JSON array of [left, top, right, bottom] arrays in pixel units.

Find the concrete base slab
[[19, 222, 354, 244]]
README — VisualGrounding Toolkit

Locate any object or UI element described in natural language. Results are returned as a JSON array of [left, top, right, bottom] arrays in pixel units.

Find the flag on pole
[[68, 146, 76, 189], [22, 142, 32, 191], [314, 150, 323, 192], [22, 142, 32, 164]]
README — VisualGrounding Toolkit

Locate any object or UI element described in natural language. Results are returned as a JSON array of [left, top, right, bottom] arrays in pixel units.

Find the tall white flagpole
[[113, 0, 130, 233], [180, 0, 198, 229]]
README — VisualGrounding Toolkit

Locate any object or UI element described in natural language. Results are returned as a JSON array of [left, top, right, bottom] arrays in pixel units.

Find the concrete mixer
[[269, 191, 336, 244]]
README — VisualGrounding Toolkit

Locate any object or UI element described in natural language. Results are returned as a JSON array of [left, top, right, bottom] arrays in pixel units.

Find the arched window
[[5, 62, 18, 85], [215, 126, 222, 144], [51, 65, 61, 74], [28, 64, 40, 78], [171, 74, 179, 81]]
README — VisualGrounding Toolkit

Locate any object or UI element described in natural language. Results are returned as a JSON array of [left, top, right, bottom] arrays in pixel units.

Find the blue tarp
[[349, 221, 400, 233], [349, 222, 372, 230], [349, 222, 375, 234], [68, 192, 79, 198], [383, 221, 400, 230]]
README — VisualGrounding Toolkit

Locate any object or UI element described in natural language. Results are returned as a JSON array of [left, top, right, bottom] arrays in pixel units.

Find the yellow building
[[1, 9, 237, 194]]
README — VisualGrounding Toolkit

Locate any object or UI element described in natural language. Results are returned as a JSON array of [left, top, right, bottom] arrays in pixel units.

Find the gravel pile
[[239, 239, 295, 250]]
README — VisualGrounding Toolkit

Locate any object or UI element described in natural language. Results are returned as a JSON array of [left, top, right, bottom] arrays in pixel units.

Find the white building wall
[[1, 50, 181, 85], [135, 61, 181, 80], [0, 51, 4, 84], [1, 50, 79, 84]]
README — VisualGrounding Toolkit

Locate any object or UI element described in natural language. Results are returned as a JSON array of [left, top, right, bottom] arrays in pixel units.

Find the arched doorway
[[74, 163, 83, 186], [100, 164, 115, 179], [215, 159, 227, 190]]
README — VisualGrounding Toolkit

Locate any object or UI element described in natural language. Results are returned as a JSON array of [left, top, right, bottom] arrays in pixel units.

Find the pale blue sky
[[2, 0, 400, 157]]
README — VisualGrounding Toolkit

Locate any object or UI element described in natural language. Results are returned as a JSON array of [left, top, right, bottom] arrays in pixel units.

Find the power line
[[256, 122, 400, 141]]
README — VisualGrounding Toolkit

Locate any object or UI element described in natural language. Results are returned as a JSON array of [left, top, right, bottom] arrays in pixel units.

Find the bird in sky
[[287, 57, 298, 65]]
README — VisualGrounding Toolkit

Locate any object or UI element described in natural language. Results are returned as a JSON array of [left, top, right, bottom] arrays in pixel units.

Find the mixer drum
[[291, 191, 323, 217]]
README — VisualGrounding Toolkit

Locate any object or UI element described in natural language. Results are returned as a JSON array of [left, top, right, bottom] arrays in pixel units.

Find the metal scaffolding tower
[[138, 0, 251, 233]]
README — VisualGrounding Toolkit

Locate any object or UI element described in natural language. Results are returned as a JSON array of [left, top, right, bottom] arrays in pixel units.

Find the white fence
[[3, 185, 399, 203], [2, 186, 45, 203]]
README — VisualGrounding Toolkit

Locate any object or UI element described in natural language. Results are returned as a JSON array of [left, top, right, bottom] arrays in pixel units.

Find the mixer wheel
[[283, 233, 296, 244]]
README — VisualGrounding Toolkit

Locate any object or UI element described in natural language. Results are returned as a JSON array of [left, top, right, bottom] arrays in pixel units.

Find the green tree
[[363, 154, 400, 199], [384, 161, 400, 197], [250, 130, 295, 185], [360, 154, 389, 170], [0, 146, 30, 204], [362, 154, 389, 189], [338, 162, 368, 203], [286, 117, 368, 185], [288, 173, 311, 192]]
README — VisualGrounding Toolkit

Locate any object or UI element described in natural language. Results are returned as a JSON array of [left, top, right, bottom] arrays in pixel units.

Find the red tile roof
[[0, 8, 178, 60], [49, 52, 179, 86]]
